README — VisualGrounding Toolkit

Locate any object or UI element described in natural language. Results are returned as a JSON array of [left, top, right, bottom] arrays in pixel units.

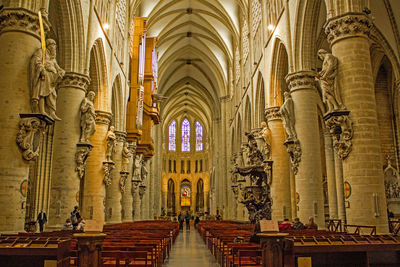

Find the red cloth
[[279, 221, 292, 231]]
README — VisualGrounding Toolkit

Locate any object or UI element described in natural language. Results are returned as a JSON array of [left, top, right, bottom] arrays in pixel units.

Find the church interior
[[1, 0, 400, 266]]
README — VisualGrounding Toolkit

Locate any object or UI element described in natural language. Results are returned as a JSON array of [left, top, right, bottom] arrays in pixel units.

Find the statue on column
[[30, 39, 65, 121], [141, 159, 148, 181], [279, 92, 297, 141], [133, 154, 143, 180], [316, 49, 343, 113], [105, 126, 116, 162], [121, 142, 132, 173], [258, 122, 272, 159], [79, 91, 96, 143]]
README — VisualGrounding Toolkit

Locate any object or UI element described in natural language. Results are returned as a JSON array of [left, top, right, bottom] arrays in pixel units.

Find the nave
[[164, 227, 219, 267]]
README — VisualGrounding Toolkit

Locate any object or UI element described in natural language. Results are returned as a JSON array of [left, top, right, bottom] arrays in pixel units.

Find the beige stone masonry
[[286, 71, 325, 227], [48, 72, 89, 228], [266, 107, 291, 220], [326, 13, 388, 232]]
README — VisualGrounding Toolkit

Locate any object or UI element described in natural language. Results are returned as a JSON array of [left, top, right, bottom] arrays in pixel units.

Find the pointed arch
[[196, 121, 203, 151], [270, 38, 289, 106], [168, 120, 177, 151], [88, 38, 109, 111], [111, 74, 123, 130], [255, 72, 266, 126], [181, 118, 191, 152]]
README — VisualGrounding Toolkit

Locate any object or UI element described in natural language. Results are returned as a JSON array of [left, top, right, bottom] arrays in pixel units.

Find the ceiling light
[[268, 24, 274, 31], [104, 23, 110, 30]]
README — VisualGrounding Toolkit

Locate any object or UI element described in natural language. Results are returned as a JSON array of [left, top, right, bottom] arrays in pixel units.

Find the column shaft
[[266, 107, 291, 220], [49, 73, 89, 228], [326, 13, 388, 232], [286, 71, 325, 227], [324, 132, 338, 219], [334, 153, 346, 221]]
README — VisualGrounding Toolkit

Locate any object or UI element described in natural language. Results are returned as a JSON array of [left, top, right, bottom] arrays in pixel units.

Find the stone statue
[[141, 159, 148, 181], [279, 91, 296, 141], [121, 142, 132, 173], [79, 91, 96, 143], [105, 126, 116, 162], [317, 49, 342, 113], [258, 122, 272, 159], [30, 39, 65, 120], [133, 154, 143, 180]]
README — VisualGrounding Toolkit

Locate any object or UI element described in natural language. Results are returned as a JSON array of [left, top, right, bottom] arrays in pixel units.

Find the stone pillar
[[266, 107, 292, 220], [105, 131, 125, 224], [132, 181, 141, 221], [121, 142, 135, 222], [334, 153, 346, 221], [48, 72, 89, 228], [325, 13, 388, 232], [139, 184, 146, 220], [289, 171, 297, 219], [82, 111, 111, 224], [286, 71, 325, 227], [0, 8, 49, 232], [324, 131, 338, 219]]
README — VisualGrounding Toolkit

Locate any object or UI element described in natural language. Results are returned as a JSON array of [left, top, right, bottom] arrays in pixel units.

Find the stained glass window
[[181, 119, 190, 152], [196, 121, 203, 151], [168, 120, 176, 151]]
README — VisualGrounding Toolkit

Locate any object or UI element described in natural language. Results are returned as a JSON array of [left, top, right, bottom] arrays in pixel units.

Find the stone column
[[289, 171, 297, 219], [325, 13, 388, 232], [0, 8, 49, 232], [48, 72, 89, 228], [82, 111, 112, 224], [286, 71, 325, 227], [334, 153, 346, 221], [266, 107, 292, 220], [324, 131, 338, 219], [132, 181, 141, 221], [121, 142, 135, 222], [105, 131, 125, 224]]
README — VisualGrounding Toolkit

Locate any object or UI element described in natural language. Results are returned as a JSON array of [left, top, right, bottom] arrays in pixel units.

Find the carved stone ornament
[[265, 106, 281, 122], [325, 13, 372, 45], [285, 71, 317, 92], [80, 91, 96, 143], [58, 72, 90, 92], [131, 179, 141, 193], [103, 161, 115, 186], [16, 115, 50, 161], [0, 8, 50, 38], [284, 139, 302, 175], [75, 143, 93, 180], [139, 184, 146, 200], [119, 172, 129, 193], [95, 110, 112, 125], [384, 155, 400, 199], [324, 110, 353, 159], [105, 126, 116, 162]]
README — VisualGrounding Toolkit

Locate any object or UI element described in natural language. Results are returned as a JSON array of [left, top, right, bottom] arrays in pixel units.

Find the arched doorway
[[196, 179, 204, 213], [167, 179, 176, 216], [180, 179, 192, 212]]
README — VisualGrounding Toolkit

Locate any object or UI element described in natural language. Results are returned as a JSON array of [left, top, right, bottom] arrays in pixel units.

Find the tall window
[[196, 121, 203, 151], [181, 119, 190, 152], [168, 120, 176, 151]]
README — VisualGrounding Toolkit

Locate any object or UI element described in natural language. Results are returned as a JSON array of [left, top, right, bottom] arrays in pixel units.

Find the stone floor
[[164, 227, 220, 267]]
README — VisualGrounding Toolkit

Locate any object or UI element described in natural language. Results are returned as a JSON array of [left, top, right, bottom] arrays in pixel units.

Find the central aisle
[[164, 227, 220, 266]]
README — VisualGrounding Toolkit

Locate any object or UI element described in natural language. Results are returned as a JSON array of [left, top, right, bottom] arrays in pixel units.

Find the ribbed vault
[[131, 0, 242, 134]]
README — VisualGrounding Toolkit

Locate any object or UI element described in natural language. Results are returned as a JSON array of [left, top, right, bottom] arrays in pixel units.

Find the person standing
[[178, 213, 184, 230], [71, 206, 81, 230], [185, 211, 191, 230], [37, 210, 47, 233]]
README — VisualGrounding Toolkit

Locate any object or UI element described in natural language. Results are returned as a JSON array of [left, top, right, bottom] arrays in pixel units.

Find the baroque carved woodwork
[[16, 115, 49, 161], [75, 143, 93, 180], [324, 110, 353, 160]]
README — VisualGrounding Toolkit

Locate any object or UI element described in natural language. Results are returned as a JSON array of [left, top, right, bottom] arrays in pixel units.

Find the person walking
[[37, 210, 47, 233], [185, 211, 191, 230], [178, 213, 184, 230]]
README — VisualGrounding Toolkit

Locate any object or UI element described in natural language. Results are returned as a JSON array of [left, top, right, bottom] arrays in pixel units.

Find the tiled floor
[[164, 227, 220, 266]]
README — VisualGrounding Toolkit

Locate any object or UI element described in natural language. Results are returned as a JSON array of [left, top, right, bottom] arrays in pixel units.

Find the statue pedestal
[[74, 233, 106, 267], [20, 113, 55, 125], [257, 232, 289, 267]]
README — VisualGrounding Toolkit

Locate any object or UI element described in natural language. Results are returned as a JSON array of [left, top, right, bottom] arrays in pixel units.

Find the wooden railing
[[343, 224, 376, 235]]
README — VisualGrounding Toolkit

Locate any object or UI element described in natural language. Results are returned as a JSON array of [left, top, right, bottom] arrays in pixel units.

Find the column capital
[[58, 72, 90, 93], [95, 111, 112, 125], [0, 8, 50, 40], [265, 106, 281, 122], [325, 12, 372, 45], [285, 71, 317, 92], [115, 131, 127, 142]]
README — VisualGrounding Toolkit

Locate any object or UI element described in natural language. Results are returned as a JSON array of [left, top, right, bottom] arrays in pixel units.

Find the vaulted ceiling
[[132, 0, 245, 133]]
